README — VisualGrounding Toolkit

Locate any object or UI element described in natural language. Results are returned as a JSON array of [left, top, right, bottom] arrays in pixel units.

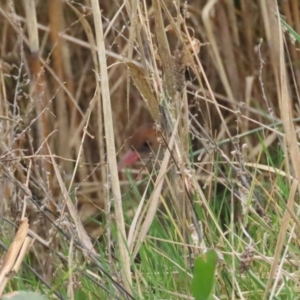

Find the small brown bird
[[118, 123, 160, 170]]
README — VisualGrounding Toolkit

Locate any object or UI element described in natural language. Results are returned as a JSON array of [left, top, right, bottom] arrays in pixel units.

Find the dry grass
[[1, 0, 300, 299]]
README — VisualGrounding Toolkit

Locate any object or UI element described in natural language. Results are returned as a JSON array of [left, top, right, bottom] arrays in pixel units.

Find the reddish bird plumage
[[118, 123, 160, 170]]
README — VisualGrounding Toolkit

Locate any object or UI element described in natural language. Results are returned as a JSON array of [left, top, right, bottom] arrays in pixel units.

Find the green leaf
[[1, 291, 47, 300], [191, 250, 218, 300]]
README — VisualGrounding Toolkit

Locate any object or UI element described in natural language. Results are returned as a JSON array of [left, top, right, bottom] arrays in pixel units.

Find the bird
[[118, 123, 161, 170]]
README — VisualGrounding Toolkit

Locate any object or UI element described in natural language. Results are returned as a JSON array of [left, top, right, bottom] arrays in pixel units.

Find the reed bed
[[0, 0, 300, 299]]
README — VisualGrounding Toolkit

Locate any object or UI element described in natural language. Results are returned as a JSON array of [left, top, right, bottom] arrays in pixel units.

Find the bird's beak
[[118, 150, 140, 171]]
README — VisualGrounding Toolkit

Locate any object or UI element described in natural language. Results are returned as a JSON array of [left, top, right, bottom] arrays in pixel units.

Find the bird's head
[[118, 123, 160, 170]]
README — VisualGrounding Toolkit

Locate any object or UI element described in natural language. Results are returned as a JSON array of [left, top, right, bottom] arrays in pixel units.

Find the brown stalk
[[259, 0, 281, 87], [282, 0, 300, 93], [126, 0, 138, 119], [0, 218, 30, 297], [291, 0, 300, 35], [241, 2, 256, 71], [48, 0, 71, 174], [202, 0, 236, 104], [90, 0, 132, 291], [22, 0, 53, 206], [152, 0, 175, 102], [217, 2, 241, 101]]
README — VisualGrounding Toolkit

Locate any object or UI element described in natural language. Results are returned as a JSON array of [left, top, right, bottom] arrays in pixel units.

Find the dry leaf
[[126, 62, 160, 123]]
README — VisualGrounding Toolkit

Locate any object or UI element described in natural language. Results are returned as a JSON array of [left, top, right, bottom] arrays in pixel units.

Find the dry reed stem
[[126, 0, 138, 119], [282, 1, 300, 94], [67, 237, 75, 300], [20, 159, 32, 220], [48, 0, 71, 174], [202, 0, 236, 104], [22, 0, 53, 201], [0, 218, 30, 296], [277, 21, 300, 187], [153, 0, 175, 101], [90, 0, 132, 291], [138, 3, 162, 96], [217, 3, 241, 100], [259, 0, 281, 85]]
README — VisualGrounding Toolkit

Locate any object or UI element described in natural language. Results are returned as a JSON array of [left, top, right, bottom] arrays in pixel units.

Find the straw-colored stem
[[90, 0, 132, 292]]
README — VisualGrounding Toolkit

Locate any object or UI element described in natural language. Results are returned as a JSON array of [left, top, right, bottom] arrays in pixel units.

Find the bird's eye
[[141, 141, 152, 152]]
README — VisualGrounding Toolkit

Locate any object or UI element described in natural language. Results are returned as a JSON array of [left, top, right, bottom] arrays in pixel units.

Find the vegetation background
[[0, 0, 300, 299]]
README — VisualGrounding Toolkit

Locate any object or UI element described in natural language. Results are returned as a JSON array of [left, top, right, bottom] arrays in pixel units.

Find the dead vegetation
[[1, 0, 300, 299]]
